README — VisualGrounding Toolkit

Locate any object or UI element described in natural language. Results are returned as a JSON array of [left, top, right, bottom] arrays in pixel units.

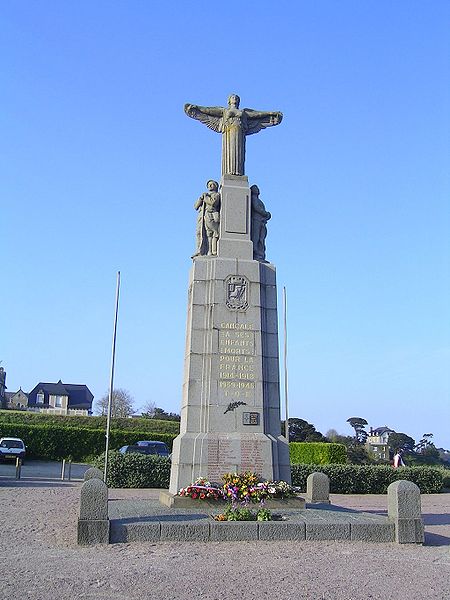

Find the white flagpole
[[283, 286, 289, 441], [104, 271, 121, 483]]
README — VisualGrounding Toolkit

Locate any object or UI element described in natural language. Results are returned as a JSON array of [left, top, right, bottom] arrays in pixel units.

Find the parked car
[[118, 441, 170, 458], [0, 437, 26, 463], [119, 445, 151, 456], [135, 440, 170, 457]]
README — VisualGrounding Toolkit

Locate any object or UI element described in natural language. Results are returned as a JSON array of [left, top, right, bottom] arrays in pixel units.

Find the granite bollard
[[387, 480, 424, 544], [77, 478, 110, 545], [83, 467, 104, 482], [306, 472, 330, 504]]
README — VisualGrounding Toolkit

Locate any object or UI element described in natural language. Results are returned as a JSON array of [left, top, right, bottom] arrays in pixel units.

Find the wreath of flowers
[[178, 477, 224, 500], [178, 473, 296, 502]]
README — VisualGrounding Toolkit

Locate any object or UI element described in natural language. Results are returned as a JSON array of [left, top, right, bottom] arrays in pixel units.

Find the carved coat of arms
[[225, 275, 249, 310]]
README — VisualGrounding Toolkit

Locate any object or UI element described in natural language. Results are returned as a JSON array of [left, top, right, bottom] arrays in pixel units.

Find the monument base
[[168, 252, 291, 495], [169, 431, 290, 495]]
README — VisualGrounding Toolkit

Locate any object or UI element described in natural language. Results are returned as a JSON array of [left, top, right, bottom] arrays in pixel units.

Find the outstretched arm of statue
[[184, 104, 224, 133], [245, 110, 283, 135]]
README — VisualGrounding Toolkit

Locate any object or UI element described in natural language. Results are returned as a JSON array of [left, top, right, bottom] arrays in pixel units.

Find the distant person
[[393, 449, 405, 468]]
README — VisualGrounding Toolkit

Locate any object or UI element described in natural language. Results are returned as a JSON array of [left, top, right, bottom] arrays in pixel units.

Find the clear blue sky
[[2, 1, 449, 449]]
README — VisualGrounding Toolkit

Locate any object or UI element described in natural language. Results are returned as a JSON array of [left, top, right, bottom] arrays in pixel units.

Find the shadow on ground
[[425, 532, 450, 546], [0, 480, 80, 489]]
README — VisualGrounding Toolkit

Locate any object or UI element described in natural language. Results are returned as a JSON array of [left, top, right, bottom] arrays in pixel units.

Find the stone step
[[109, 515, 395, 543]]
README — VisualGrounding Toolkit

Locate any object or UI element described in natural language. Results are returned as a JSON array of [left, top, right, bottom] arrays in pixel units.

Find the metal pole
[[104, 271, 121, 484], [67, 460, 72, 481], [283, 286, 289, 441], [61, 458, 66, 480], [15, 457, 22, 480]]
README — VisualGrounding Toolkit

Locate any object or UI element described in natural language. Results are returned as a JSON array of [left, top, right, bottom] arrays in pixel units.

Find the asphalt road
[[0, 459, 90, 482]]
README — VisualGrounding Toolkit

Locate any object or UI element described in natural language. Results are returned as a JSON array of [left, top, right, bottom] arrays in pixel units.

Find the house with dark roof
[[365, 426, 395, 461], [27, 380, 93, 416]]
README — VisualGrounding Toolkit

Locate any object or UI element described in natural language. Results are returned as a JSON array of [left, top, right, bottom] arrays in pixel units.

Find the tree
[[347, 445, 374, 465], [346, 417, 368, 444], [415, 433, 435, 454], [96, 388, 135, 418], [326, 430, 354, 446], [141, 401, 180, 421], [286, 418, 326, 442], [141, 400, 156, 416], [327, 427, 373, 464], [421, 446, 440, 460], [437, 448, 450, 463], [325, 428, 339, 440], [388, 432, 416, 454]]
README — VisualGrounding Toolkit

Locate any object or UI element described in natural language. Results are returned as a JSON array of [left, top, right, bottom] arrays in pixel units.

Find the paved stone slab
[[110, 521, 161, 543], [160, 521, 210, 542], [258, 521, 306, 541], [350, 522, 395, 542], [306, 523, 351, 541], [209, 521, 259, 541]]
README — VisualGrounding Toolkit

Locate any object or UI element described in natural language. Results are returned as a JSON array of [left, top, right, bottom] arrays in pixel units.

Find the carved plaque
[[225, 275, 249, 311], [243, 412, 260, 426]]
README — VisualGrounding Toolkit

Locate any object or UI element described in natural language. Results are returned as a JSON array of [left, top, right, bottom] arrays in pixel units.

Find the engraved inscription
[[219, 329, 255, 357], [219, 324, 256, 398], [220, 322, 254, 329], [208, 438, 240, 480], [240, 440, 264, 475]]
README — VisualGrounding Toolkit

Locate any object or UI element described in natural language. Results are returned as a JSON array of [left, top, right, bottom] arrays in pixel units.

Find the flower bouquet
[[178, 472, 297, 505], [222, 471, 269, 504], [178, 477, 224, 501]]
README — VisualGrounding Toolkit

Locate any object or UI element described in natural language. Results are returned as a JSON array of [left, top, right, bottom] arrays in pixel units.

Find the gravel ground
[[1, 482, 449, 600]]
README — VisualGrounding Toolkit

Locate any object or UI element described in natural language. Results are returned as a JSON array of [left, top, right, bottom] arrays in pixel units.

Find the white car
[[0, 437, 26, 463]]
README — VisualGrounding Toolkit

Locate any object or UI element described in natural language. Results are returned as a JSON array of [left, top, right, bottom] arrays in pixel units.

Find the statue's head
[[206, 180, 219, 191], [228, 94, 240, 108], [250, 184, 260, 196]]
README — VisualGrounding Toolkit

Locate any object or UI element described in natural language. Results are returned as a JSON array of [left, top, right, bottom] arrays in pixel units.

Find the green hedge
[[82, 459, 444, 493], [92, 451, 170, 488], [291, 464, 443, 494], [290, 442, 347, 465], [0, 421, 177, 461], [437, 466, 450, 489], [0, 410, 180, 434]]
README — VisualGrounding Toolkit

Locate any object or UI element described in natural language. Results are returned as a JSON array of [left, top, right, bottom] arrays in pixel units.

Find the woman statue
[[185, 95, 283, 176]]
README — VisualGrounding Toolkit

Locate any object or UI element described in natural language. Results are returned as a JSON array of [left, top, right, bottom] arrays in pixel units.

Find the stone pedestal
[[387, 480, 424, 544], [169, 176, 290, 494], [306, 472, 330, 504]]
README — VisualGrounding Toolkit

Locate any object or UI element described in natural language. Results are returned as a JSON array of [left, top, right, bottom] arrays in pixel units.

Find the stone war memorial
[[168, 94, 291, 495], [78, 95, 426, 545]]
